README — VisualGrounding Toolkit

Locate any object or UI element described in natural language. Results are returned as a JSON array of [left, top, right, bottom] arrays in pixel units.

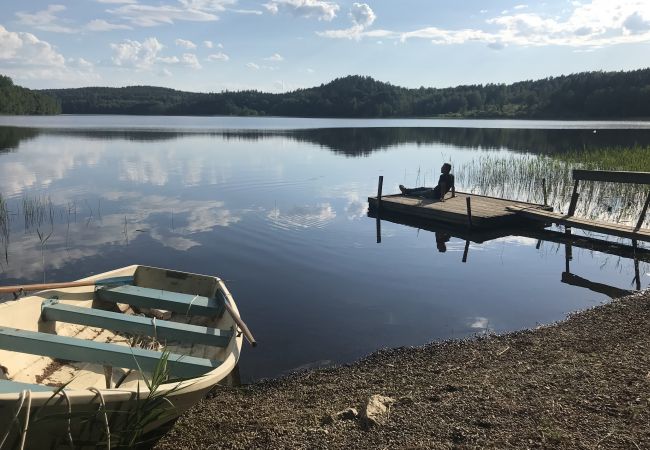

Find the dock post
[[635, 191, 650, 231], [542, 178, 547, 206], [564, 228, 573, 273], [462, 240, 470, 263], [633, 239, 641, 290], [376, 175, 383, 244], [567, 180, 580, 216], [466, 197, 473, 229]]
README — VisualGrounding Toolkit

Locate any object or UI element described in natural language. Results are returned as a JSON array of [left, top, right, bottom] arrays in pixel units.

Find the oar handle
[[219, 291, 256, 347]]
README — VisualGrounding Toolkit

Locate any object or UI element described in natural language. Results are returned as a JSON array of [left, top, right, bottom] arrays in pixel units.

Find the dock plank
[[507, 206, 650, 242]]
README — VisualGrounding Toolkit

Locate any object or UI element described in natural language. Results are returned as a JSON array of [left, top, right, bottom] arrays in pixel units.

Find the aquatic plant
[[22, 195, 54, 232], [455, 146, 650, 226]]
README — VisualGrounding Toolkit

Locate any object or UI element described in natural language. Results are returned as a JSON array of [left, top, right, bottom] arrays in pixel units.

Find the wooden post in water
[[635, 191, 650, 231], [466, 197, 473, 229], [633, 239, 641, 290], [377, 176, 384, 212], [376, 216, 381, 244], [542, 178, 548, 206], [567, 180, 580, 216], [462, 240, 470, 263], [564, 227, 573, 273], [376, 175, 384, 243]]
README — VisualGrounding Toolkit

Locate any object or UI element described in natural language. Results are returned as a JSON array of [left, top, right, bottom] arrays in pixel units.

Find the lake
[[0, 116, 648, 381]]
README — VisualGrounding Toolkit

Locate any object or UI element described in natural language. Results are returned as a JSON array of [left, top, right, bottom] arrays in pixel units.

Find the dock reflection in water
[[370, 208, 646, 299]]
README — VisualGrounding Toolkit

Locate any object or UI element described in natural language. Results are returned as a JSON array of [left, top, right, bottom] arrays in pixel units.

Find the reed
[[22, 195, 54, 232], [455, 146, 650, 226]]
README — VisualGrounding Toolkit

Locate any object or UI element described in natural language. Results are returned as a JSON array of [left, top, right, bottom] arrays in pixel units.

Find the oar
[[0, 276, 134, 295], [218, 290, 257, 347]]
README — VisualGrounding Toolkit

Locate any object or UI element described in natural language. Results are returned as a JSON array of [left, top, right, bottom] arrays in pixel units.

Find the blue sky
[[1, 0, 649, 92]]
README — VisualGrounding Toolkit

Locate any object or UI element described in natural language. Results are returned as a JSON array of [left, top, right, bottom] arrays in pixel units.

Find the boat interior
[[0, 266, 238, 392]]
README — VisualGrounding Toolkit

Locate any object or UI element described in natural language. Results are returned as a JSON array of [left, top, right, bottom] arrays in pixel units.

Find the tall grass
[[22, 195, 54, 232], [455, 146, 650, 226]]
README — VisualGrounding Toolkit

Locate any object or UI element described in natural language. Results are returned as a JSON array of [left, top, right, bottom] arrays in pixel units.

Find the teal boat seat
[[95, 285, 224, 317], [0, 379, 57, 393], [41, 299, 233, 347], [0, 327, 221, 379]]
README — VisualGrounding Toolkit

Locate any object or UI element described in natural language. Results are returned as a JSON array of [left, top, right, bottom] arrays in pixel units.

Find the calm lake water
[[0, 116, 648, 381]]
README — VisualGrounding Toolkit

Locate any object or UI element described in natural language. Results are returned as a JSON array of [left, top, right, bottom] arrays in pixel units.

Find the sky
[[0, 0, 649, 92]]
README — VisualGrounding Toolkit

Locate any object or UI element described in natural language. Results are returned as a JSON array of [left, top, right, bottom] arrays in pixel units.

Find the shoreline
[[157, 291, 650, 449]]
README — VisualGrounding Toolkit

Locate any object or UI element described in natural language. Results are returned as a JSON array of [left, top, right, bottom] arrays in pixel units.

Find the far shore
[[157, 290, 650, 449]]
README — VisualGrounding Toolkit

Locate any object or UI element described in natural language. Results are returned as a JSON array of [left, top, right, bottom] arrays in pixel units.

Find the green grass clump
[[554, 146, 650, 172]]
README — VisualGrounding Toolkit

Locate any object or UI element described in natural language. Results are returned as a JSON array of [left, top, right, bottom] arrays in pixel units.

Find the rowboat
[[0, 265, 252, 449]]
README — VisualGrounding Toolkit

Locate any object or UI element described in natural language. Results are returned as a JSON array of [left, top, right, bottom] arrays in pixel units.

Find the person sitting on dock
[[399, 163, 455, 200]]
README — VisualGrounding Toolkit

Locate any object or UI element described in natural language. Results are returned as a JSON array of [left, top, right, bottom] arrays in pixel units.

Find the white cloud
[[318, 3, 376, 39], [246, 62, 260, 70], [110, 38, 203, 70], [350, 2, 375, 27], [232, 9, 263, 15], [514, 4, 528, 10], [85, 19, 132, 31], [320, 0, 650, 49], [206, 52, 230, 61], [181, 53, 202, 69], [110, 37, 164, 69], [15, 5, 76, 33], [178, 0, 236, 11], [175, 38, 197, 49], [158, 56, 181, 64], [107, 3, 219, 27], [96, 0, 137, 3], [203, 40, 214, 48], [264, 52, 284, 61], [0, 25, 99, 83], [264, 0, 339, 21]]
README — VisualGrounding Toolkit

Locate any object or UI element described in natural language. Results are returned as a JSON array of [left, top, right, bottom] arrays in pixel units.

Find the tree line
[[5, 67, 650, 118], [0, 76, 60, 115]]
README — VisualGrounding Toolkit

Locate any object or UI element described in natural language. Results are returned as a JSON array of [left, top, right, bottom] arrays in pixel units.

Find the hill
[[0, 76, 60, 115], [36, 68, 650, 119]]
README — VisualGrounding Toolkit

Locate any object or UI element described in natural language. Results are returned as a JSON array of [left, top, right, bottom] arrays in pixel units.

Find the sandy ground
[[156, 290, 650, 449]]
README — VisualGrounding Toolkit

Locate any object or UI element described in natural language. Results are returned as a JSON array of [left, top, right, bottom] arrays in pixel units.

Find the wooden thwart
[[96, 285, 223, 317], [0, 327, 222, 378], [0, 379, 56, 393], [41, 299, 233, 347]]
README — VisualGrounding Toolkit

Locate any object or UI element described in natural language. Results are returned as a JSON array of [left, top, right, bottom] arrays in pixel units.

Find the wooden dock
[[368, 191, 552, 229]]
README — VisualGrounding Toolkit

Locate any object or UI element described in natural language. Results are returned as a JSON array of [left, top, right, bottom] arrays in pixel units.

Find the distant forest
[[0, 76, 60, 115], [3, 68, 650, 118]]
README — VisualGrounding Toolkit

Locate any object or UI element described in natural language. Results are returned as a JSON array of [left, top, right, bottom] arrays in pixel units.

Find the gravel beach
[[157, 290, 650, 449]]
